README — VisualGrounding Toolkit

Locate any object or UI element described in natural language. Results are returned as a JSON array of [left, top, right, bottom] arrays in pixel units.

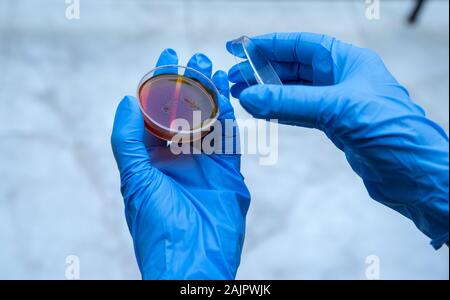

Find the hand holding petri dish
[[137, 65, 219, 143], [137, 38, 279, 143]]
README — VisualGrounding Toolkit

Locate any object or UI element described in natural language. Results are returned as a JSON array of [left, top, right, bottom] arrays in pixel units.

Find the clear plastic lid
[[230, 35, 283, 86]]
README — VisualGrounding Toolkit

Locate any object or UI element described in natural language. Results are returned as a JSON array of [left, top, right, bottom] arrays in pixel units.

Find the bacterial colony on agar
[[138, 72, 219, 142]]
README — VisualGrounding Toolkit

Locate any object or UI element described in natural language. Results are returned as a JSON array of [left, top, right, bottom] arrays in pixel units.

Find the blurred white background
[[0, 0, 448, 279]]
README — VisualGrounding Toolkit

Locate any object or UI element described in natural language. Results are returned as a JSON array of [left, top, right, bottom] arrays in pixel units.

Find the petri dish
[[230, 35, 283, 86], [137, 65, 219, 142]]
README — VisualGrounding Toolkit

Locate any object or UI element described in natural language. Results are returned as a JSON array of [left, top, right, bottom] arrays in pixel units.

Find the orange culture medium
[[138, 73, 218, 141]]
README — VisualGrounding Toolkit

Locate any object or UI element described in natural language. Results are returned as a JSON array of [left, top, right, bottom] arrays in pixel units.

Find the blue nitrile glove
[[227, 32, 449, 249], [111, 49, 250, 279]]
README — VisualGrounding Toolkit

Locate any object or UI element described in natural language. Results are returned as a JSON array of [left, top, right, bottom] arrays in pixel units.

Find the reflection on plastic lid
[[230, 35, 283, 86]]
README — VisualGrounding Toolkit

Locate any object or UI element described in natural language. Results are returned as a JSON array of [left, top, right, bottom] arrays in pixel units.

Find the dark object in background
[[408, 0, 426, 24]]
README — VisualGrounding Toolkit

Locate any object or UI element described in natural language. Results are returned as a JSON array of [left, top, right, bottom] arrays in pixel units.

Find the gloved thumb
[[111, 96, 154, 182], [239, 84, 331, 129]]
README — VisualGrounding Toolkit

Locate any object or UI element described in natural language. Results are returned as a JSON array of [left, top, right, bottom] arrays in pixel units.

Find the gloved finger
[[111, 96, 161, 195], [212, 70, 230, 100], [230, 82, 250, 99], [154, 48, 178, 75], [238, 84, 333, 129], [228, 60, 313, 83], [211, 70, 237, 154], [184, 53, 213, 86], [212, 71, 233, 120], [226, 32, 334, 65]]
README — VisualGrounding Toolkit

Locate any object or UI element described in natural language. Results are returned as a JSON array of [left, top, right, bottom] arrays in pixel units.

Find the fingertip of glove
[[213, 70, 228, 81], [158, 48, 178, 62], [212, 71, 230, 99], [226, 40, 233, 53], [119, 95, 140, 111], [228, 65, 241, 82], [191, 52, 212, 68], [122, 95, 133, 102], [162, 48, 176, 56]]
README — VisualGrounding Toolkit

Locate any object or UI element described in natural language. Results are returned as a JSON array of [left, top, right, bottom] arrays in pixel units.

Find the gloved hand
[[227, 32, 449, 249], [111, 49, 250, 279]]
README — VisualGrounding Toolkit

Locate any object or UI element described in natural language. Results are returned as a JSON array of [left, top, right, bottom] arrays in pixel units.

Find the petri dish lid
[[230, 35, 283, 86]]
